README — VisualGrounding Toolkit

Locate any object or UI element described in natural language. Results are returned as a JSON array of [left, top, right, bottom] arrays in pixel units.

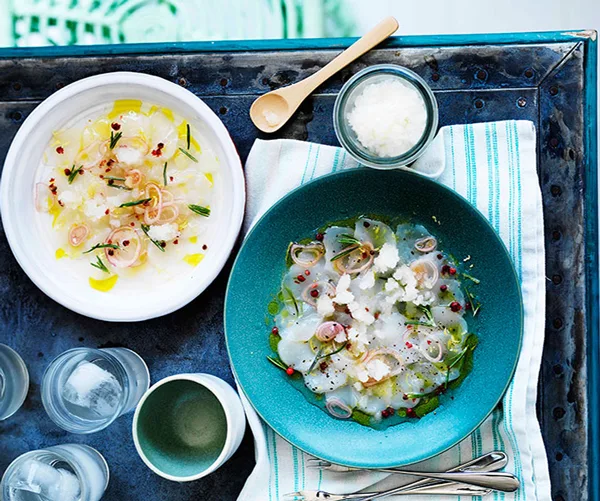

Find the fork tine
[[281, 493, 305, 501], [306, 459, 332, 468]]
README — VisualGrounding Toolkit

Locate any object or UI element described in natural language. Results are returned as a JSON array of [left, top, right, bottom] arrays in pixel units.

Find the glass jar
[[333, 64, 439, 169]]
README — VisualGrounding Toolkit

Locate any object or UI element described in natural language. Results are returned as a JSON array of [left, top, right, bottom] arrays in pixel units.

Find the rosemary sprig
[[465, 287, 481, 316], [405, 305, 437, 328], [186, 123, 191, 150], [163, 162, 168, 186], [104, 176, 126, 182], [267, 355, 288, 372], [188, 204, 210, 217], [140, 224, 166, 252], [68, 165, 83, 184], [462, 273, 480, 285], [307, 343, 348, 374], [109, 131, 123, 150], [179, 147, 198, 163], [90, 256, 110, 273], [83, 243, 119, 254], [337, 234, 362, 246], [330, 244, 360, 262], [119, 198, 151, 208]]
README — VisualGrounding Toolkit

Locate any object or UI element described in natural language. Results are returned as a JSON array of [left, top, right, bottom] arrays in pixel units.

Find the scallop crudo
[[267, 217, 480, 426], [36, 100, 219, 292]]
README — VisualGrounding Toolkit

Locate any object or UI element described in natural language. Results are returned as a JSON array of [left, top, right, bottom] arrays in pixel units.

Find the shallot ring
[[410, 258, 439, 289], [69, 224, 89, 247], [414, 236, 438, 253], [315, 321, 345, 342], [419, 338, 444, 363], [333, 242, 375, 275], [290, 242, 325, 267], [104, 227, 142, 268], [362, 348, 405, 387], [302, 281, 335, 306], [325, 397, 352, 419]]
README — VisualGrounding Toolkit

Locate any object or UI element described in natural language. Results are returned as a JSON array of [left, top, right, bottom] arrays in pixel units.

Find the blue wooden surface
[[0, 32, 597, 501]]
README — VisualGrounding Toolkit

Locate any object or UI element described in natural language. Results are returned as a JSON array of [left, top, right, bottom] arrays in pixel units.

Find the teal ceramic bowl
[[225, 168, 523, 467]]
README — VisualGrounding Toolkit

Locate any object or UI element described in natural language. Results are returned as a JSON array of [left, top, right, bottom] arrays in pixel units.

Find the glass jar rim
[[333, 64, 439, 169]]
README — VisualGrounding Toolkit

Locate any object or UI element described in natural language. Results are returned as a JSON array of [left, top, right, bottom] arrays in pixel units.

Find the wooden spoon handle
[[301, 16, 399, 93]]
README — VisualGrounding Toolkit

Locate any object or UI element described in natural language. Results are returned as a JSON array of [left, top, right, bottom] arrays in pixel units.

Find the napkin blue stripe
[[309, 145, 322, 181], [300, 144, 314, 185], [264, 423, 274, 501], [485, 124, 495, 225], [271, 428, 281, 500], [293, 446, 299, 492], [492, 123, 501, 232], [449, 127, 457, 190]]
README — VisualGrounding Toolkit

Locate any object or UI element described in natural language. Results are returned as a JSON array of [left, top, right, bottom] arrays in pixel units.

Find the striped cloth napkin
[[236, 120, 550, 501]]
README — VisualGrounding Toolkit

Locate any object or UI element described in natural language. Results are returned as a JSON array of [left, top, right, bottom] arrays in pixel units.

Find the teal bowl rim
[[225, 168, 524, 467]]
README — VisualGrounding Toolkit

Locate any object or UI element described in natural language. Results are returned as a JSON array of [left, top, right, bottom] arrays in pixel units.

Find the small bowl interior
[[1, 73, 244, 321], [135, 379, 228, 478]]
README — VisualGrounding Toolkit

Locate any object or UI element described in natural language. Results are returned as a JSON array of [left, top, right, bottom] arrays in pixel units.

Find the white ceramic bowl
[[0, 72, 245, 321], [132, 374, 246, 482]]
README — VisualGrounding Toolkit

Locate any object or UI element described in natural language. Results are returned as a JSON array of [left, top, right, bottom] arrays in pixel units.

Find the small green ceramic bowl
[[226, 168, 523, 468], [132, 374, 246, 481]]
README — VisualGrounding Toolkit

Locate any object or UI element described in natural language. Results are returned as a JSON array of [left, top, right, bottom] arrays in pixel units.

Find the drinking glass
[[42, 347, 150, 434], [0, 344, 29, 420], [1, 443, 109, 501]]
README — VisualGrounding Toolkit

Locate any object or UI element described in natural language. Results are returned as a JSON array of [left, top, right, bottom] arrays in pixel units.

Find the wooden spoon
[[249, 16, 399, 133]]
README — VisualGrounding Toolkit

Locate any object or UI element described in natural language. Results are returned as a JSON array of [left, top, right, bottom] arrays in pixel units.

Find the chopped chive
[[465, 287, 481, 316], [163, 162, 168, 186], [282, 285, 299, 315], [330, 244, 360, 262], [104, 176, 126, 182], [337, 234, 362, 246], [266, 355, 288, 372], [188, 204, 210, 217], [109, 131, 123, 150], [83, 243, 119, 254], [140, 224, 166, 252], [186, 123, 191, 150], [119, 198, 151, 208], [68, 165, 83, 184], [179, 147, 198, 162], [106, 182, 132, 191], [90, 256, 110, 273], [462, 273, 480, 284], [307, 343, 348, 374]]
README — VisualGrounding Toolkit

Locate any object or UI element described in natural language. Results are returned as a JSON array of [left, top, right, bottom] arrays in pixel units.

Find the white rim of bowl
[[0, 72, 245, 322], [132, 374, 238, 482]]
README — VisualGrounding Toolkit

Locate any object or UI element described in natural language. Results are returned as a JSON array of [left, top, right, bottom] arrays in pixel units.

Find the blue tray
[[0, 31, 597, 501]]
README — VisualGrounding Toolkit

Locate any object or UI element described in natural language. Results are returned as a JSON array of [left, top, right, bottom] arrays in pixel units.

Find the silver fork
[[307, 455, 517, 493], [285, 451, 509, 501], [282, 483, 490, 501]]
